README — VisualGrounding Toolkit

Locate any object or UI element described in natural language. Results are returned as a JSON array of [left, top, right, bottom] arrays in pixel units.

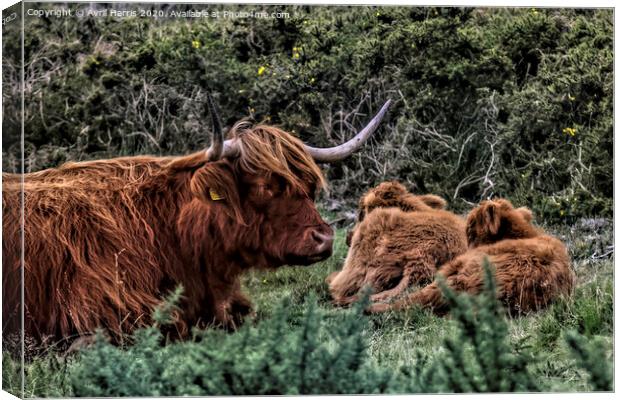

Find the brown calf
[[327, 181, 467, 306], [367, 199, 575, 314]]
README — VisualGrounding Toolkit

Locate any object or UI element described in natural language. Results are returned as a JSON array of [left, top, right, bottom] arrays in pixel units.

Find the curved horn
[[205, 93, 241, 161], [205, 92, 224, 161], [304, 99, 392, 163]]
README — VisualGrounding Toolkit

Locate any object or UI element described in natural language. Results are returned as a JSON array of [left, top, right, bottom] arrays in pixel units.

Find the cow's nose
[[311, 230, 334, 253]]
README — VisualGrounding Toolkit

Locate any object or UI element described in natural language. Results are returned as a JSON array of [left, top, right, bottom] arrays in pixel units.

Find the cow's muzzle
[[311, 230, 334, 255]]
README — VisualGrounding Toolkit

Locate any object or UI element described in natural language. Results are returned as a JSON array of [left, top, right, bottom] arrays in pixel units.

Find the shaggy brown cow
[[326, 181, 467, 306], [2, 98, 391, 342], [367, 199, 575, 314]]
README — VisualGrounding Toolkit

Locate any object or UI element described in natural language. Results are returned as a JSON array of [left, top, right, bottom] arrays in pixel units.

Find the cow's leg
[[369, 268, 413, 303], [206, 277, 253, 330], [366, 281, 446, 314], [229, 282, 254, 325], [367, 258, 469, 314], [332, 268, 401, 307], [211, 299, 236, 330], [331, 293, 360, 307], [205, 277, 238, 329], [325, 270, 340, 285], [369, 252, 435, 303], [62, 334, 100, 357]]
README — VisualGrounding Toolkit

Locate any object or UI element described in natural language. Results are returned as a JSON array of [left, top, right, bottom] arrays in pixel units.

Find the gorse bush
[[69, 293, 395, 396], [2, 5, 612, 221], [565, 331, 613, 391]]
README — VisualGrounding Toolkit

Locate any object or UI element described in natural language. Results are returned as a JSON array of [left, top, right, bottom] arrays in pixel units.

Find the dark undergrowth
[[2, 5, 613, 222]]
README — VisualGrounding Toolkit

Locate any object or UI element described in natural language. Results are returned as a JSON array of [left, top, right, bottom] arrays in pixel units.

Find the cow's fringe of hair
[[166, 121, 326, 195], [229, 121, 326, 195]]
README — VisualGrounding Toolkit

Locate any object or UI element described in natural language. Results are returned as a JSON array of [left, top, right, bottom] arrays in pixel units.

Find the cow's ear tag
[[209, 188, 225, 201]]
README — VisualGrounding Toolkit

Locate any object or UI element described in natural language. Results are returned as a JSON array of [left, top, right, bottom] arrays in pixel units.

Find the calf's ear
[[482, 202, 501, 235], [470, 201, 502, 237], [190, 161, 244, 224], [418, 194, 447, 210]]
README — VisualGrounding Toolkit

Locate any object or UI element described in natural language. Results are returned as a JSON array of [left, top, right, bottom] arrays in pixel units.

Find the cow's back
[[354, 207, 467, 266]]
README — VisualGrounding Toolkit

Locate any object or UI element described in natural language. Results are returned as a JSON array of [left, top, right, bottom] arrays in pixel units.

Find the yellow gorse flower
[[191, 40, 201, 49], [562, 127, 577, 136], [257, 66, 266, 76], [292, 46, 301, 60]]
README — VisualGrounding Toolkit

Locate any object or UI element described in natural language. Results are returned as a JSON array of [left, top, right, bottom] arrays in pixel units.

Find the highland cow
[[2, 98, 391, 342], [326, 181, 467, 306], [367, 198, 575, 314]]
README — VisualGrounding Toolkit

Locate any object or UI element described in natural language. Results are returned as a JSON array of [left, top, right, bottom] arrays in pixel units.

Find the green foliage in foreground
[[2, 351, 21, 397], [565, 331, 613, 391], [2, 350, 71, 398], [69, 294, 394, 396], [2, 223, 613, 396], [53, 268, 542, 396]]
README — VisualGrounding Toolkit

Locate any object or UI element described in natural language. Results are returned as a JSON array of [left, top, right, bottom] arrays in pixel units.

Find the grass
[[2, 219, 614, 396]]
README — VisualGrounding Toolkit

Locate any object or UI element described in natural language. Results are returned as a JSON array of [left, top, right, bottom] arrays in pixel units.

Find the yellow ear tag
[[209, 188, 225, 201]]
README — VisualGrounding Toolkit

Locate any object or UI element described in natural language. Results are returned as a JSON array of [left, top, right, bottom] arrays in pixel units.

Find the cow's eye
[[256, 183, 277, 199]]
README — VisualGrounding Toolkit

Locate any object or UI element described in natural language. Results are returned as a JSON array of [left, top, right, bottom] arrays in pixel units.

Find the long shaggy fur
[[367, 199, 576, 314], [327, 182, 467, 306], [3, 123, 331, 342]]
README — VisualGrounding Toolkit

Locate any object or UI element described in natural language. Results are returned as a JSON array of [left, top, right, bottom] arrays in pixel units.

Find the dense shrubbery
[[565, 330, 613, 391], [2, 5, 613, 221], [70, 293, 395, 396]]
